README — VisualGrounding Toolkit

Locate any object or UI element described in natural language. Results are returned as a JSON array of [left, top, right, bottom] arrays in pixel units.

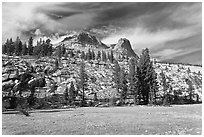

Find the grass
[[2, 104, 202, 135]]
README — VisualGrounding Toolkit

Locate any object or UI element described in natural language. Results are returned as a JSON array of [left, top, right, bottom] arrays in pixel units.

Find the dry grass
[[2, 104, 202, 135]]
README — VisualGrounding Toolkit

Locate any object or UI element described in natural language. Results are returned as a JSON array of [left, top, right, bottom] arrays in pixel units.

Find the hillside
[[2, 54, 202, 103]]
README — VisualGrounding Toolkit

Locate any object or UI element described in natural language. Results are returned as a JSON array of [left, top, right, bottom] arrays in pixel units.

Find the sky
[[2, 2, 202, 65]]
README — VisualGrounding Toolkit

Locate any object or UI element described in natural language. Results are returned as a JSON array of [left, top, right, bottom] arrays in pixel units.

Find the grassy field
[[2, 104, 202, 135]]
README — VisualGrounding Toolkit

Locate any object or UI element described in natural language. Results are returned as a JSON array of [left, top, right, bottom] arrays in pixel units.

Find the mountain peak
[[60, 31, 108, 49], [114, 38, 139, 59]]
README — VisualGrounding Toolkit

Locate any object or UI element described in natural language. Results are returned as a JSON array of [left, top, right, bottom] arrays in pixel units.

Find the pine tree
[[55, 58, 59, 69], [119, 67, 128, 105], [110, 50, 114, 63], [136, 48, 150, 104], [160, 71, 169, 105], [64, 86, 69, 104], [33, 44, 41, 56], [79, 62, 88, 106], [47, 42, 53, 56], [91, 50, 95, 60], [2, 43, 6, 54], [102, 50, 107, 62], [40, 40, 46, 56], [8, 38, 14, 55], [62, 45, 66, 56], [87, 48, 92, 60], [136, 48, 158, 105], [28, 37, 33, 55], [21, 42, 27, 55], [57, 45, 62, 59], [107, 52, 111, 61], [97, 50, 101, 61], [128, 57, 139, 104], [185, 78, 194, 104], [113, 60, 120, 94], [2, 39, 9, 54], [14, 36, 22, 56], [69, 81, 75, 104], [81, 51, 85, 60], [148, 62, 158, 105]]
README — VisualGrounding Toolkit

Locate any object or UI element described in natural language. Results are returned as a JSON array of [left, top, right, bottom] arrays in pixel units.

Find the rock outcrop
[[113, 38, 139, 59]]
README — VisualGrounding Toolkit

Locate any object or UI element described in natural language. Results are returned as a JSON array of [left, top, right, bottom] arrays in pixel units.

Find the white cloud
[[102, 26, 198, 53], [2, 3, 59, 41], [152, 49, 183, 59]]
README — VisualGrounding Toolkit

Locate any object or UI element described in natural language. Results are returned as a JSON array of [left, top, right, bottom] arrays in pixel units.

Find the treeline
[[55, 44, 115, 63], [80, 49, 114, 63], [2, 37, 53, 56], [157, 61, 202, 67]]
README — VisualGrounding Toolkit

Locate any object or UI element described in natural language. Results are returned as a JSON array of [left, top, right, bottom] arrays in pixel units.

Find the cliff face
[[113, 38, 139, 59]]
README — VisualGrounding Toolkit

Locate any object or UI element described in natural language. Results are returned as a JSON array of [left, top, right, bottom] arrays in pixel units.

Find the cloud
[[3, 3, 59, 41], [2, 2, 201, 64], [101, 2, 201, 64], [102, 26, 198, 52], [152, 49, 183, 59], [2, 2, 96, 42], [163, 49, 202, 65]]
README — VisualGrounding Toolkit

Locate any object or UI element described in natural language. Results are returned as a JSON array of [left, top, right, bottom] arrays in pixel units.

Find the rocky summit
[[59, 31, 108, 49], [112, 38, 139, 59]]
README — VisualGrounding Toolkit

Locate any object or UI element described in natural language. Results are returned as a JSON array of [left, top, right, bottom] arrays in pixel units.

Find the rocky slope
[[154, 62, 202, 101], [56, 31, 108, 49], [2, 54, 202, 102]]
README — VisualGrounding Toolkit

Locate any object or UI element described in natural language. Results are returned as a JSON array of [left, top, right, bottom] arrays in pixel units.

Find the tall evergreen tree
[[119, 67, 128, 104], [28, 37, 33, 55], [14, 36, 22, 56], [47, 42, 53, 56], [79, 62, 88, 106], [102, 50, 107, 62], [55, 58, 59, 69], [33, 44, 41, 56], [21, 42, 27, 55], [113, 60, 121, 94], [110, 50, 114, 63], [185, 78, 194, 103], [136, 48, 158, 105], [2, 39, 9, 54], [160, 71, 169, 105], [148, 61, 158, 105], [81, 51, 85, 60], [91, 50, 95, 60], [57, 45, 62, 59], [64, 86, 69, 104], [62, 44, 66, 56], [87, 48, 92, 60], [2, 44, 6, 54], [128, 57, 139, 104], [69, 81, 75, 104], [97, 50, 101, 61], [8, 38, 14, 55]]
